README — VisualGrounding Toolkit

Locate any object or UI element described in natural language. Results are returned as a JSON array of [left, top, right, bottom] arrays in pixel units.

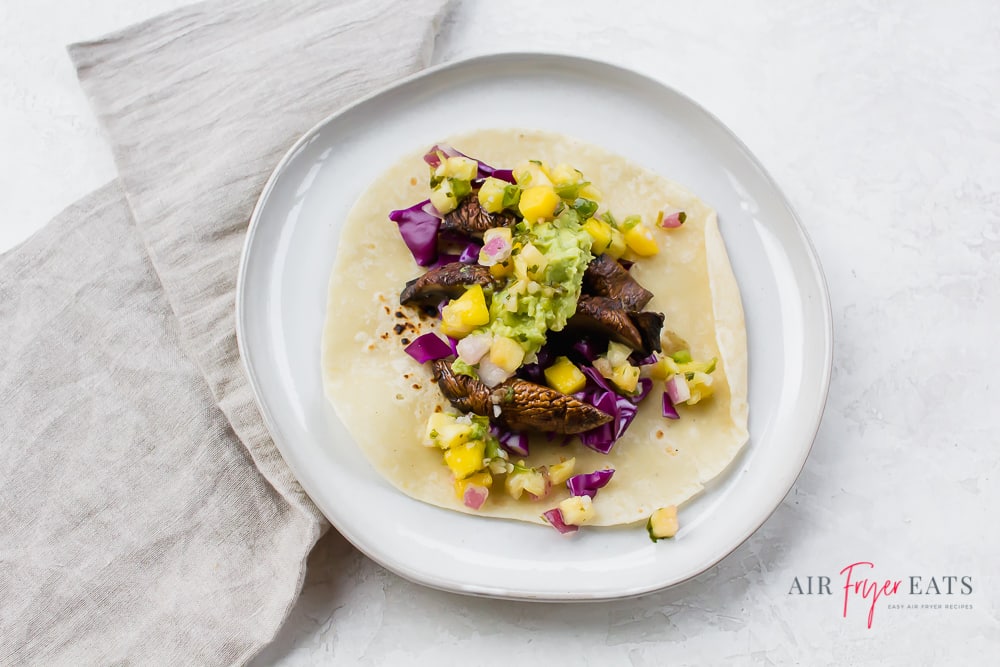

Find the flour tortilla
[[322, 129, 748, 526]]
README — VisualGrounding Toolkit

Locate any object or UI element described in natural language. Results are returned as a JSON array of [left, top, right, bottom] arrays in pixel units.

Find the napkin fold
[[0, 0, 450, 663]]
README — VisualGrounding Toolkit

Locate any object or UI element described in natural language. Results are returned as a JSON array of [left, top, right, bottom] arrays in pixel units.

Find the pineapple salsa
[[391, 145, 719, 537]]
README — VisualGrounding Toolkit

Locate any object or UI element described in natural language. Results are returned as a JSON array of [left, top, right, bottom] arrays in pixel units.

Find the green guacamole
[[481, 210, 593, 354]]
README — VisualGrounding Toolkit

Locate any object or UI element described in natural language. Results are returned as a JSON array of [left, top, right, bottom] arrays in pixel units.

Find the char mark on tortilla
[[400, 262, 498, 306], [431, 359, 613, 435], [440, 195, 517, 237], [582, 254, 654, 310]]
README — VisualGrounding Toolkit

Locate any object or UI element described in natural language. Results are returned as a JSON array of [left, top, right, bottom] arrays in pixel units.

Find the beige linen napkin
[[0, 0, 449, 664]]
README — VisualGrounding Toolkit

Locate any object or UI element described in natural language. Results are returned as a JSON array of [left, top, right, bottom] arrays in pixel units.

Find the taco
[[321, 129, 748, 532]]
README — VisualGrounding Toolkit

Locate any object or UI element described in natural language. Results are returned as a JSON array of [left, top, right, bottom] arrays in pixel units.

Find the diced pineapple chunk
[[606, 227, 627, 259], [558, 495, 595, 525], [582, 217, 613, 254], [440, 284, 490, 338], [444, 439, 487, 479], [544, 356, 587, 394], [490, 336, 525, 374], [686, 371, 715, 405], [606, 342, 632, 367], [489, 261, 514, 279], [518, 186, 561, 223], [424, 412, 455, 446], [514, 242, 548, 281], [429, 179, 459, 214], [454, 470, 493, 500], [578, 183, 602, 202], [547, 457, 577, 486], [649, 355, 680, 381], [477, 177, 508, 213], [512, 160, 553, 188], [505, 466, 547, 500], [647, 505, 679, 540], [624, 222, 659, 256], [443, 156, 478, 181], [610, 363, 640, 393], [436, 422, 473, 450]]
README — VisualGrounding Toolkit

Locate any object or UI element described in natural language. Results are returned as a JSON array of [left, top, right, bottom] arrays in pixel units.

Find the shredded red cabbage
[[517, 344, 554, 383], [571, 337, 603, 363], [576, 367, 653, 454], [662, 392, 680, 419], [389, 199, 441, 266], [542, 508, 578, 534], [403, 333, 453, 364], [423, 145, 515, 182], [566, 469, 615, 498], [490, 424, 530, 457]]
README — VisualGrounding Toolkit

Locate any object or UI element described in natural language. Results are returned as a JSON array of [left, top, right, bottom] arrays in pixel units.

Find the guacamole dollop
[[480, 209, 593, 354]]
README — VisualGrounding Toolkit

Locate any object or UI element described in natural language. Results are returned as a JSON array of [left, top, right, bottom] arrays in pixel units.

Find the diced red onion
[[456, 334, 491, 365], [403, 333, 453, 363], [566, 469, 615, 499], [479, 235, 512, 265], [463, 485, 489, 510], [659, 211, 686, 229], [666, 374, 691, 404], [542, 508, 579, 534], [662, 392, 680, 419], [477, 357, 511, 387]]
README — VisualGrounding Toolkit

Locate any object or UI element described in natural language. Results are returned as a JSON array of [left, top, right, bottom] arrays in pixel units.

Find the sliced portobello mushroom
[[582, 254, 654, 310], [431, 360, 613, 435], [440, 194, 517, 237], [567, 296, 663, 356], [399, 262, 497, 306]]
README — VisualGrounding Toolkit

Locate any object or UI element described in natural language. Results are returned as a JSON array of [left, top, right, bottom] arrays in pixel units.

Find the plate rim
[[235, 52, 834, 601]]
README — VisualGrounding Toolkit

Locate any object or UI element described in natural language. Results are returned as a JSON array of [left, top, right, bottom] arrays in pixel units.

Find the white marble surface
[[3, 1, 998, 664]]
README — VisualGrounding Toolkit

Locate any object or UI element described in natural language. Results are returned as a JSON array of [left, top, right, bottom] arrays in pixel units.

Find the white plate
[[236, 53, 832, 600]]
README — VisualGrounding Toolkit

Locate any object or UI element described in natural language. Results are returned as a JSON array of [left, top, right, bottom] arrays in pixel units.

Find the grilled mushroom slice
[[400, 262, 497, 306], [431, 360, 613, 434], [582, 254, 654, 310], [566, 296, 664, 356], [492, 380, 613, 434], [630, 311, 665, 355], [431, 359, 493, 415], [440, 195, 517, 237]]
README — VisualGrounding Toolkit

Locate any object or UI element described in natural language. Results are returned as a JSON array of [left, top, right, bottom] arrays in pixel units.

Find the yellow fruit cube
[[578, 183, 602, 202], [505, 466, 547, 499], [582, 217, 613, 255], [647, 505, 679, 539], [624, 222, 659, 257], [549, 163, 583, 188], [490, 336, 525, 374], [444, 439, 487, 479], [558, 495, 595, 525], [440, 284, 490, 338], [477, 177, 508, 213], [606, 227, 627, 259], [443, 156, 478, 181], [610, 363, 640, 393], [649, 355, 679, 381], [436, 422, 473, 450], [429, 179, 459, 215], [518, 186, 561, 223], [544, 356, 587, 394], [512, 160, 553, 187], [686, 372, 715, 405], [454, 470, 493, 500], [547, 457, 577, 486], [424, 412, 455, 446], [489, 261, 514, 279], [513, 242, 548, 281]]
